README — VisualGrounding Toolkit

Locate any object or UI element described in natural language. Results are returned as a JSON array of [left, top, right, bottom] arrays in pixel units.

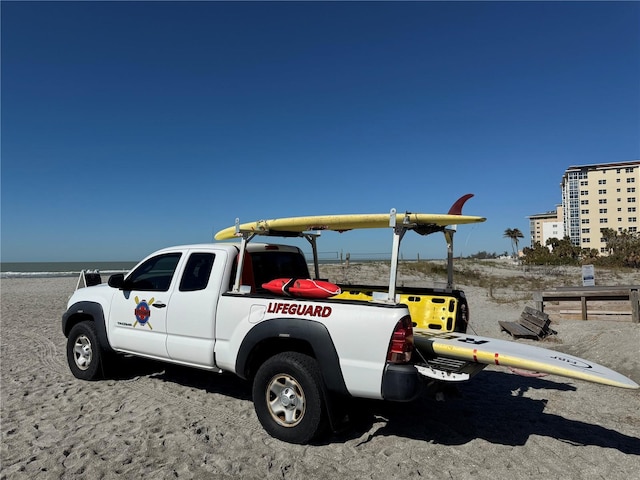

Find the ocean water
[[0, 256, 386, 279], [0, 262, 136, 279]]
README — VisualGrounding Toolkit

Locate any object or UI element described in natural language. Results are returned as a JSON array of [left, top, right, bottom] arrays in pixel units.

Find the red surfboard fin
[[447, 194, 474, 215]]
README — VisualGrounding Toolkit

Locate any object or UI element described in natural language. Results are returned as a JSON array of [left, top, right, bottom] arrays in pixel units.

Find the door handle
[[152, 302, 166, 308]]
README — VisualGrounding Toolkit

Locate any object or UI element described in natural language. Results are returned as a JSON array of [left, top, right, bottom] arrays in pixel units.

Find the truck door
[[108, 252, 182, 357], [166, 249, 227, 366]]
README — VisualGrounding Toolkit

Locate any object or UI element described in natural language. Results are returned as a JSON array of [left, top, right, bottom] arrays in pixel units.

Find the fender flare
[[62, 301, 114, 354], [235, 318, 349, 396]]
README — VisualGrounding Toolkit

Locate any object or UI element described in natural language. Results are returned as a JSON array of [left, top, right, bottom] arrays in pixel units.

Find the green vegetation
[[329, 254, 636, 308], [465, 251, 508, 259], [521, 228, 640, 268], [503, 228, 524, 259], [598, 228, 640, 268], [400, 258, 572, 304]]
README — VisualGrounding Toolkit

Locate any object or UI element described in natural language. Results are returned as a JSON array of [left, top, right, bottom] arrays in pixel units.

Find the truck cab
[[72, 243, 310, 367]]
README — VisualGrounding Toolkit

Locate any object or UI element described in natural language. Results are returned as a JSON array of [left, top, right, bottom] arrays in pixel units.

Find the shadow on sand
[[105, 356, 639, 453], [107, 354, 252, 400], [341, 370, 640, 454]]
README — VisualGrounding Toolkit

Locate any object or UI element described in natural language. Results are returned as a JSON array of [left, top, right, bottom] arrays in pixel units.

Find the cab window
[[251, 251, 310, 292], [126, 253, 182, 291], [180, 253, 215, 292]]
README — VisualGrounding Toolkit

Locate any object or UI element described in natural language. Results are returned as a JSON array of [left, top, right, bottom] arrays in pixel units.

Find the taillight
[[457, 300, 469, 333], [387, 316, 414, 363]]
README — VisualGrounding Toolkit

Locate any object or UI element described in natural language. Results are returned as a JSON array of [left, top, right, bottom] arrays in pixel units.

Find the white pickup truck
[[62, 199, 638, 444], [62, 240, 421, 444]]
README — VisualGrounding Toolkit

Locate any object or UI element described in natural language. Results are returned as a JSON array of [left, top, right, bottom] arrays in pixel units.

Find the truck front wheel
[[66, 321, 104, 381], [252, 352, 327, 444]]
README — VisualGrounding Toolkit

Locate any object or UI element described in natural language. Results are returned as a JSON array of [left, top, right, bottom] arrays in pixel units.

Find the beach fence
[[534, 286, 640, 323]]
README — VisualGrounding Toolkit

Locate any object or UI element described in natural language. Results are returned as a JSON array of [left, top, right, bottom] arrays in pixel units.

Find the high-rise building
[[560, 160, 639, 254], [528, 205, 563, 248]]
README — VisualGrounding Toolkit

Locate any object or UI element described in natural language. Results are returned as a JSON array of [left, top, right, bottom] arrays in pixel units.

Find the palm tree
[[504, 228, 524, 259]]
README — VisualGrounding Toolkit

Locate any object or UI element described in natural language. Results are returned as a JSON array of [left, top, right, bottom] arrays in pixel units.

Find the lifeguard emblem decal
[[133, 296, 154, 330]]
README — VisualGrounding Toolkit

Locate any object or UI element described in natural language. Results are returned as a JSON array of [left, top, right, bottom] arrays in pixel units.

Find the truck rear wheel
[[252, 352, 327, 444], [66, 321, 104, 381]]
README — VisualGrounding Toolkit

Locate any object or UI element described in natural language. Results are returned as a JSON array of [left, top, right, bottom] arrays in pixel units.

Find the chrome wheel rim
[[73, 334, 93, 371], [266, 374, 306, 427]]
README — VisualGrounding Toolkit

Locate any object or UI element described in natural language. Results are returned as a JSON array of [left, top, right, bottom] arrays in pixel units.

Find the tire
[[252, 352, 327, 444], [66, 321, 104, 381]]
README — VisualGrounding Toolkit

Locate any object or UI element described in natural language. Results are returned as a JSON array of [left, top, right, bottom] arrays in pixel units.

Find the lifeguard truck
[[62, 195, 638, 444]]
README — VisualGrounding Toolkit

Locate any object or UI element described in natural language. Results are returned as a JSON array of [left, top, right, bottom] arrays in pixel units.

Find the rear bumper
[[381, 363, 420, 402]]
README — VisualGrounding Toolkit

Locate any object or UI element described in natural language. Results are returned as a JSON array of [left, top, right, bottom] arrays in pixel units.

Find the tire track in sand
[[14, 327, 262, 440], [14, 331, 67, 375], [127, 372, 261, 437]]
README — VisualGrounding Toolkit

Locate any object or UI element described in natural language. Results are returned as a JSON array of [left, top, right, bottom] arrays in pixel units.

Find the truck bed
[[333, 284, 469, 333]]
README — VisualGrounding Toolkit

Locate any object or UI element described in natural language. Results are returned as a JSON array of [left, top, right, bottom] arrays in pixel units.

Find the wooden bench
[[534, 286, 639, 323], [499, 306, 555, 340]]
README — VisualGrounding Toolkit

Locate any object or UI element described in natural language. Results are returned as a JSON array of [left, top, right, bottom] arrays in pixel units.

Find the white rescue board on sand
[[414, 330, 639, 389]]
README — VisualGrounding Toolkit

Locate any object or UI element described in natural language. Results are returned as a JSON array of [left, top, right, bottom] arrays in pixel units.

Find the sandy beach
[[2, 261, 639, 479]]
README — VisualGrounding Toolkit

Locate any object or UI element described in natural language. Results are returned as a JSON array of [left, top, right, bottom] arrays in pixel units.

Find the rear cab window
[[179, 253, 215, 292], [228, 250, 310, 293], [251, 251, 310, 293]]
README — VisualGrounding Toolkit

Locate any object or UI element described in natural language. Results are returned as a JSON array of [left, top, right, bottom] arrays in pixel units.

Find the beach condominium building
[[560, 160, 639, 254], [528, 205, 564, 248]]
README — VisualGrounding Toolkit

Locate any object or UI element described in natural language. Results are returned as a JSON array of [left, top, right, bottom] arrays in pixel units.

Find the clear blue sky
[[2, 1, 639, 262]]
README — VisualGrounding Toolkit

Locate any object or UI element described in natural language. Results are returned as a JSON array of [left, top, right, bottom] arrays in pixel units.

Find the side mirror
[[108, 273, 125, 289]]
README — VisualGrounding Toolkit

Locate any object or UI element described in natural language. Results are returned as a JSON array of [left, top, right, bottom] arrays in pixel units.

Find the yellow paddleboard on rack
[[215, 212, 486, 240]]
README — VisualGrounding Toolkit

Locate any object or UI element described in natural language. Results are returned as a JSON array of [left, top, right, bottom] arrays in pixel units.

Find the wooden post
[[581, 295, 588, 321], [533, 291, 543, 312], [631, 289, 639, 324]]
